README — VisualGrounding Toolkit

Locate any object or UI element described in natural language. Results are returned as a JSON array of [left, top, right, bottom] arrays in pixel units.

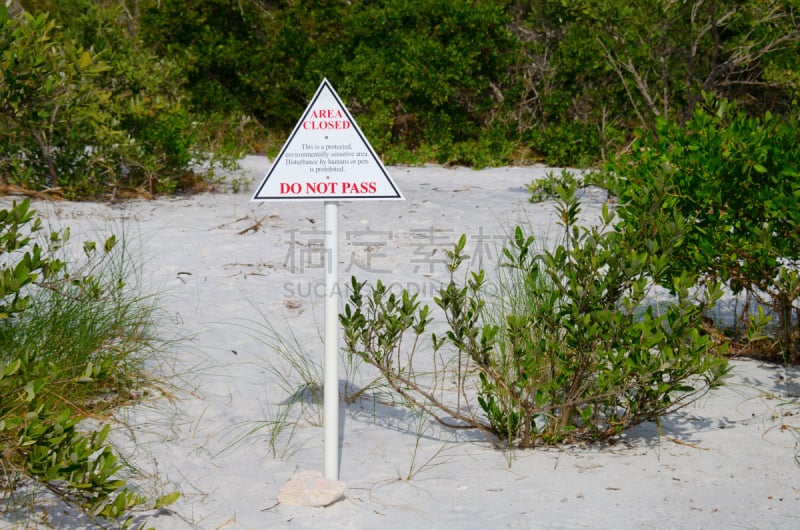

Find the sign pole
[[323, 200, 339, 480]]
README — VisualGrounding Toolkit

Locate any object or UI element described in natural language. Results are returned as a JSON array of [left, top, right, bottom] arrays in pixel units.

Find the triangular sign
[[251, 79, 403, 201]]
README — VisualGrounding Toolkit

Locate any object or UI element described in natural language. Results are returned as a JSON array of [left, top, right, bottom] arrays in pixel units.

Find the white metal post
[[323, 200, 339, 480]]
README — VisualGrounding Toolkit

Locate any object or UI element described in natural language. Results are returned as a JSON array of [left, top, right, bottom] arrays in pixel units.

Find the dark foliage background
[[4, 0, 796, 186]]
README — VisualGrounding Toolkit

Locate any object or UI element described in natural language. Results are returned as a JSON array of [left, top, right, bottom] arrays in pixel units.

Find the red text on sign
[[342, 182, 377, 194], [303, 109, 351, 130], [306, 182, 338, 194], [280, 183, 302, 194], [279, 181, 378, 195]]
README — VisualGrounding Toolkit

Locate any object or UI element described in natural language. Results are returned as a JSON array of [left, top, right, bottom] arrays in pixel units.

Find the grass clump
[[0, 199, 177, 528]]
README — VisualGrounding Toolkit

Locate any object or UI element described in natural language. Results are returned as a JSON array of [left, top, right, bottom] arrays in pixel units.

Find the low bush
[[0, 199, 177, 527], [609, 96, 800, 363], [341, 185, 727, 448]]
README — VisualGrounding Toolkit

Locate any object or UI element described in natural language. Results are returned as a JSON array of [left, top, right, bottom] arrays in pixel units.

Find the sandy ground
[[2, 156, 799, 529]]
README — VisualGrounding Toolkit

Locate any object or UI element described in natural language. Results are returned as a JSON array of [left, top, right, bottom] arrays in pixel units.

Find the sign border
[[251, 78, 404, 201]]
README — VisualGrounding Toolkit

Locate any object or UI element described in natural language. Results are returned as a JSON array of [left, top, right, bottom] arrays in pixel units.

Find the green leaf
[[77, 50, 93, 69], [23, 381, 36, 402], [77, 361, 94, 382], [3, 358, 22, 377], [154, 491, 181, 509], [104, 235, 117, 253]]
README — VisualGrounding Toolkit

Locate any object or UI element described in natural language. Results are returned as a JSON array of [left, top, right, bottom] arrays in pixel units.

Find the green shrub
[[526, 169, 584, 203], [341, 185, 727, 447], [610, 96, 800, 362], [520, 121, 605, 168], [0, 200, 65, 319], [0, 199, 177, 527], [0, 8, 123, 194], [0, 3, 237, 198], [15, 0, 794, 170], [137, 0, 520, 166], [334, 0, 517, 154]]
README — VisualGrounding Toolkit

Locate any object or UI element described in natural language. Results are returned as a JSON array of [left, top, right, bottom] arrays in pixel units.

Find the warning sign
[[252, 79, 403, 201]]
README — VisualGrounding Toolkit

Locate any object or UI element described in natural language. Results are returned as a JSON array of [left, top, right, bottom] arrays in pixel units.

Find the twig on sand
[[663, 436, 708, 450], [238, 214, 269, 235], [261, 501, 280, 512]]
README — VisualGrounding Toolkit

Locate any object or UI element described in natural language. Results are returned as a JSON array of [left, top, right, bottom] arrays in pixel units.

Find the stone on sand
[[277, 470, 346, 507]]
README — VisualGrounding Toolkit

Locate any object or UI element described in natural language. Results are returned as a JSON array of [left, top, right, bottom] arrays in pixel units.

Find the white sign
[[252, 78, 403, 201]]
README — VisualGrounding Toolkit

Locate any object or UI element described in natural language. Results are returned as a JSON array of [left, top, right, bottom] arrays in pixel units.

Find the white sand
[[3, 156, 798, 529]]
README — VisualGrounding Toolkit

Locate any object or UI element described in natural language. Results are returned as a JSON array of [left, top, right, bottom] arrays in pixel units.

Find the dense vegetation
[[2, 0, 797, 187], [1, 1, 239, 199], [608, 96, 800, 363], [129, 0, 800, 167]]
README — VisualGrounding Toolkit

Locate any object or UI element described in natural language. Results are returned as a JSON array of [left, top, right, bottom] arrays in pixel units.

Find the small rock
[[277, 470, 346, 507]]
